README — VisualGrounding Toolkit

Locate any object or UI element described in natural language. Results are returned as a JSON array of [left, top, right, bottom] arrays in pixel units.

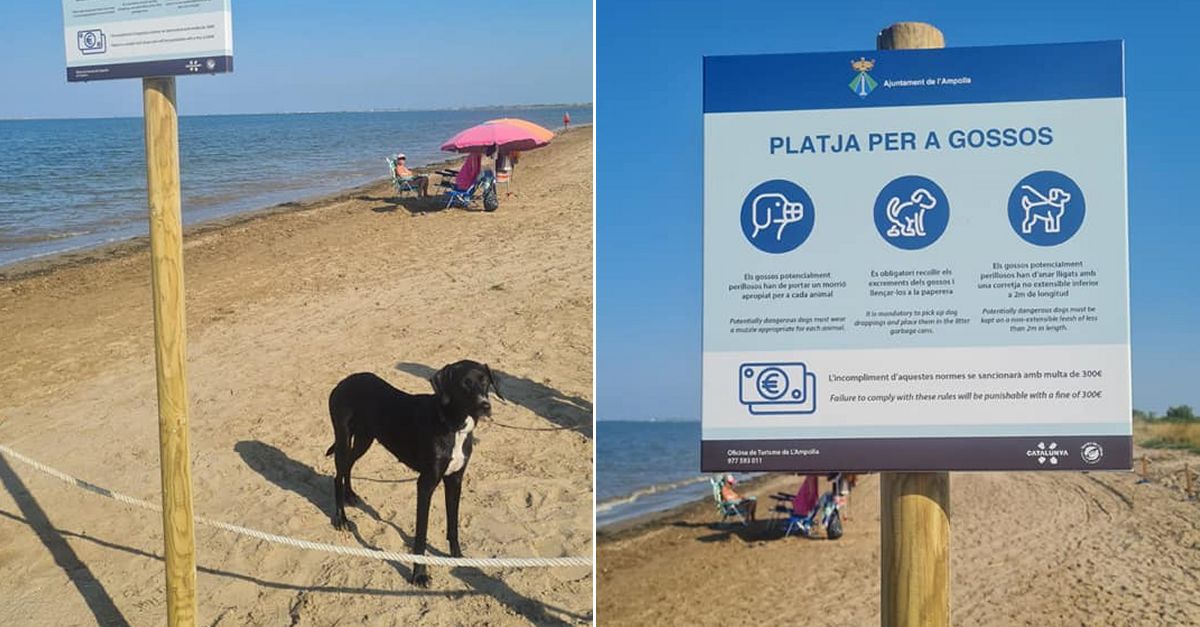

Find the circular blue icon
[[1008, 171, 1085, 246], [740, 180, 815, 254], [873, 175, 950, 250], [755, 367, 789, 400]]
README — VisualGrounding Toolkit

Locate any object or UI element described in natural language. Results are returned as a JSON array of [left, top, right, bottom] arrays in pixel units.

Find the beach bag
[[483, 184, 499, 211], [480, 171, 499, 211]]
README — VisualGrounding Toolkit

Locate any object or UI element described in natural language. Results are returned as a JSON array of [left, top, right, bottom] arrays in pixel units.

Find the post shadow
[[357, 533, 590, 626], [0, 454, 129, 626], [394, 362, 593, 438], [233, 441, 587, 622], [339, 477, 592, 623], [0, 509, 481, 600]]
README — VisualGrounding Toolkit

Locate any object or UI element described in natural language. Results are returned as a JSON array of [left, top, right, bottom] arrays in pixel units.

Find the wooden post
[[1140, 455, 1148, 479], [143, 76, 198, 626], [877, 23, 950, 627]]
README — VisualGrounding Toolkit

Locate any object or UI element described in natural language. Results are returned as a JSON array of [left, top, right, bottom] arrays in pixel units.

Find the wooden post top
[[877, 22, 946, 50]]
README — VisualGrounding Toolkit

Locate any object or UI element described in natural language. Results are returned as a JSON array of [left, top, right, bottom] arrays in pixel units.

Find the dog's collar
[[436, 405, 471, 431]]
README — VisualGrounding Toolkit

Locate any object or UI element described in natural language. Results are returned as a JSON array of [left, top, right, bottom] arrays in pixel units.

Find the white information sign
[[63, 0, 233, 82]]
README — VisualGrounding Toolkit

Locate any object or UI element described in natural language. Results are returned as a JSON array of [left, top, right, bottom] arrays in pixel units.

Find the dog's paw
[[410, 567, 432, 588], [331, 513, 350, 531]]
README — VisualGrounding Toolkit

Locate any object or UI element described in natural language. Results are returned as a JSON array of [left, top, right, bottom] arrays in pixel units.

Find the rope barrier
[[0, 443, 591, 569]]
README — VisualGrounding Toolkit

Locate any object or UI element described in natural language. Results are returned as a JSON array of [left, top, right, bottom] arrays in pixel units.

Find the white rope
[[0, 443, 590, 569]]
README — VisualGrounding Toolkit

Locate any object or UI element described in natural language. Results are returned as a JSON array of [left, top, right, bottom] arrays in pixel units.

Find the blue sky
[[597, 0, 1198, 420], [0, 1, 591, 118]]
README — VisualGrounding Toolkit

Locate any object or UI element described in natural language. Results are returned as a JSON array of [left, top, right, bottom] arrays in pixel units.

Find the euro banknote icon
[[738, 362, 817, 415]]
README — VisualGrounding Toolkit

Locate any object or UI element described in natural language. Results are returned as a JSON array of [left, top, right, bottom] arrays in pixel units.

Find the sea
[[597, 420, 757, 528], [0, 105, 592, 267]]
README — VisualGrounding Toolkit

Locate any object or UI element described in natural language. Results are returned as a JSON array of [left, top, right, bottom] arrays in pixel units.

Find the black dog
[[325, 360, 503, 586]]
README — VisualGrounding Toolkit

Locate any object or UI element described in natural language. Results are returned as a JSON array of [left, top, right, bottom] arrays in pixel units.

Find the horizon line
[[0, 102, 594, 123]]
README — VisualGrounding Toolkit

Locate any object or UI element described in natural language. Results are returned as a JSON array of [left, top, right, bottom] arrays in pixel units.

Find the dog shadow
[[235, 441, 333, 519], [394, 362, 593, 439], [234, 440, 416, 519]]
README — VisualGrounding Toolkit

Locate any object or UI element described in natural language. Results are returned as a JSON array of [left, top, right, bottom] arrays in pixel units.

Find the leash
[[0, 443, 590, 569], [486, 420, 579, 432]]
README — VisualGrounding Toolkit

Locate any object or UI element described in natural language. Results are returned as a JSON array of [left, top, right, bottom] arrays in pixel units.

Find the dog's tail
[[886, 196, 901, 220]]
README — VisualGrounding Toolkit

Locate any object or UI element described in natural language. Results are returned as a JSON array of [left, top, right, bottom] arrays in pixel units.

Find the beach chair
[[444, 170, 499, 210], [386, 157, 421, 197], [444, 180, 478, 209], [780, 510, 813, 537], [710, 476, 748, 527]]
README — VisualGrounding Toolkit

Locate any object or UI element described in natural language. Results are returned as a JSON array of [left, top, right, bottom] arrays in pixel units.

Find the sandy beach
[[0, 127, 593, 625], [598, 451, 1200, 625]]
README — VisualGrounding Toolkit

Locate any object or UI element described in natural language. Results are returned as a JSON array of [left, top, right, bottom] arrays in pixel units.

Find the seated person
[[393, 153, 429, 197], [720, 474, 757, 521]]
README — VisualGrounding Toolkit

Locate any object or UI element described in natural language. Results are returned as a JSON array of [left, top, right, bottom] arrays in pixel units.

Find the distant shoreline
[[0, 123, 592, 280], [597, 472, 785, 539]]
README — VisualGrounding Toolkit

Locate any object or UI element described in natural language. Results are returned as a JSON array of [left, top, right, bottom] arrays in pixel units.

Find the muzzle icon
[[751, 192, 804, 241]]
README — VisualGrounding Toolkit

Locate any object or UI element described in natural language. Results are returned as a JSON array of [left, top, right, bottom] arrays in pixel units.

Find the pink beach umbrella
[[440, 120, 553, 153], [484, 118, 554, 143]]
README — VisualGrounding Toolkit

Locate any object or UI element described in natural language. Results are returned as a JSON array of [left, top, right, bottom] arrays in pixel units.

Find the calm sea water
[[597, 420, 756, 528], [0, 106, 591, 266]]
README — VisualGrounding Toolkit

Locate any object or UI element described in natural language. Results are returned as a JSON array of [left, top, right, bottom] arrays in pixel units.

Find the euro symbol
[[756, 367, 789, 400]]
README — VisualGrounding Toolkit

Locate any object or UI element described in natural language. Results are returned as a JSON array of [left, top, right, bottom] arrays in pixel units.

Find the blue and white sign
[[62, 0, 233, 82], [702, 41, 1131, 472]]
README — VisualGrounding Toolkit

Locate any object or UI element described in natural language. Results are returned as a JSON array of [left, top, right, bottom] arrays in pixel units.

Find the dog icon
[[885, 188, 937, 237], [750, 192, 805, 241], [1020, 185, 1071, 234]]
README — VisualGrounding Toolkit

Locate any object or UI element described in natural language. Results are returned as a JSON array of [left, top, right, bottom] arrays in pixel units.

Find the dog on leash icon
[[1008, 171, 1085, 246]]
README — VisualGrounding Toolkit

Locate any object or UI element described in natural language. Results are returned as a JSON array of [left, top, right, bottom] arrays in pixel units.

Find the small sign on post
[[63, 0, 232, 82], [62, 2, 234, 624]]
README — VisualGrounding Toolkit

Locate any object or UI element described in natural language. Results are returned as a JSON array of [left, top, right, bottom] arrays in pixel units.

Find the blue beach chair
[[444, 170, 496, 210], [710, 476, 749, 527], [445, 180, 478, 208]]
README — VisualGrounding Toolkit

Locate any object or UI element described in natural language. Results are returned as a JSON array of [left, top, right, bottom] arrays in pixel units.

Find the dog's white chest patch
[[445, 417, 475, 476]]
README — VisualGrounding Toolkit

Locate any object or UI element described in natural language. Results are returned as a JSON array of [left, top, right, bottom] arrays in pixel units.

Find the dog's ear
[[484, 363, 505, 401], [429, 367, 452, 406]]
